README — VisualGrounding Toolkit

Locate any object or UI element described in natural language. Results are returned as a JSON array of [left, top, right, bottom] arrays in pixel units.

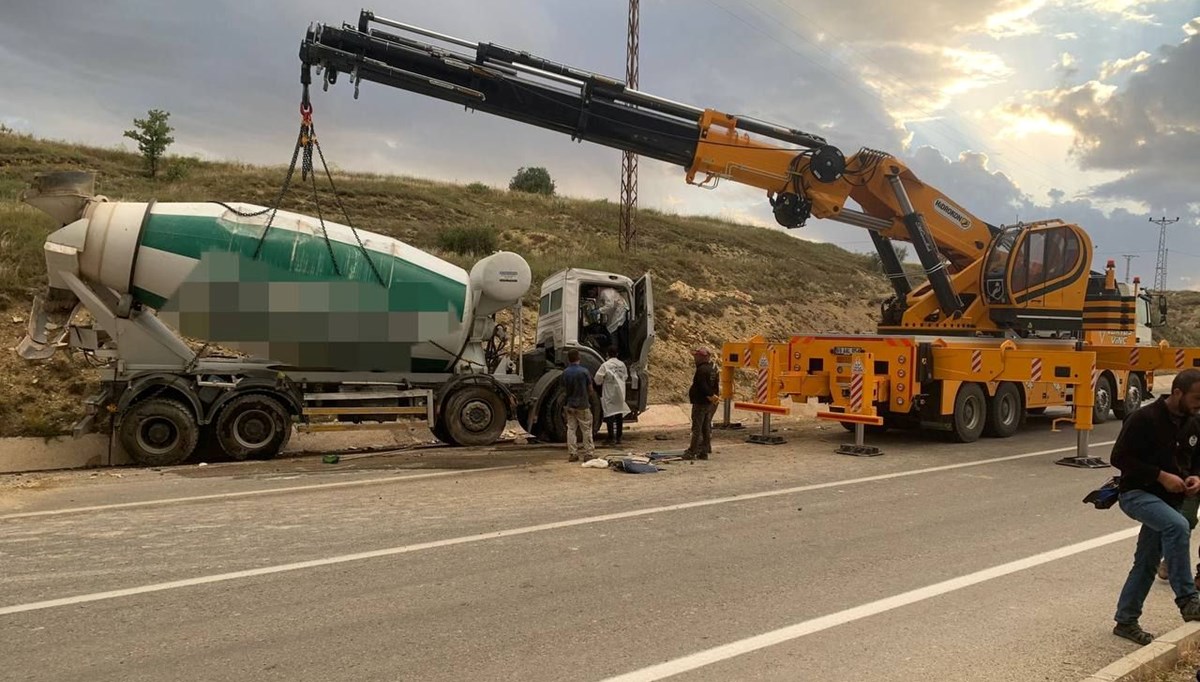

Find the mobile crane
[[297, 10, 1200, 457]]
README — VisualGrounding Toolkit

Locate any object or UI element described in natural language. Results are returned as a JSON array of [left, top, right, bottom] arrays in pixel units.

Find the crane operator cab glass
[[983, 223, 1089, 334]]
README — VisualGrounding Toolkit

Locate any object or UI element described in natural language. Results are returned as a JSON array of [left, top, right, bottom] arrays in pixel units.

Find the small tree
[[508, 166, 555, 196], [123, 109, 175, 178]]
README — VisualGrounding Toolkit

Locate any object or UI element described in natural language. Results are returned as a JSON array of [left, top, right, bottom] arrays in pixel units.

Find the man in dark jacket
[[1110, 368, 1200, 645], [683, 347, 720, 460], [561, 348, 596, 463]]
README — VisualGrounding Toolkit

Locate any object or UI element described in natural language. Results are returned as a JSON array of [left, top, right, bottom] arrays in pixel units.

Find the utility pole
[[1150, 216, 1180, 292], [1120, 254, 1138, 284], [618, 0, 639, 252]]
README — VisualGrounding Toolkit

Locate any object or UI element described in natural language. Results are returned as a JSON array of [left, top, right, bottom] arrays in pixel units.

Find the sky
[[2, 0, 1199, 288]]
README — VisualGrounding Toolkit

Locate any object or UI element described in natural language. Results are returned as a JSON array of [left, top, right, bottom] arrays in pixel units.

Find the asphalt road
[[0, 417, 1181, 681]]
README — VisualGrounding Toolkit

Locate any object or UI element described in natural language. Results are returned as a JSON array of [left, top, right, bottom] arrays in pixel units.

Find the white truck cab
[[521, 268, 654, 440]]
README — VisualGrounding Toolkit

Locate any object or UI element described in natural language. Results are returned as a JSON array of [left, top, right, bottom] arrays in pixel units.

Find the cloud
[[985, 0, 1051, 37], [1053, 51, 1080, 79], [853, 43, 1014, 119], [1013, 22, 1200, 209], [902, 146, 1200, 288], [1098, 51, 1153, 79], [1076, 0, 1170, 23]]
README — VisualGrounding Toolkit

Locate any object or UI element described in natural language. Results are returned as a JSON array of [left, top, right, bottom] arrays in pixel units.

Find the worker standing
[[594, 346, 629, 447], [596, 285, 630, 359], [1109, 369, 1200, 646], [683, 347, 720, 460], [561, 348, 596, 462]]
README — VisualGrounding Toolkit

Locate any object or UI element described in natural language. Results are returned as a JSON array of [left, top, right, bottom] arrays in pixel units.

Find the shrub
[[508, 166, 555, 196], [163, 155, 199, 182], [437, 224, 497, 256], [466, 182, 490, 193]]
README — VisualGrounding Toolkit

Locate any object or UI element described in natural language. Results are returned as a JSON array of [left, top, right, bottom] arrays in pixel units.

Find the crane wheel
[[1093, 374, 1115, 425], [118, 398, 200, 467], [983, 383, 1021, 438], [947, 383, 987, 443], [1113, 374, 1144, 421]]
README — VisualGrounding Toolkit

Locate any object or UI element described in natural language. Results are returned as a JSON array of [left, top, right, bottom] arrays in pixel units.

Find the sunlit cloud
[[985, 0, 1049, 38], [1099, 51, 1152, 80], [1076, 0, 1168, 23], [1053, 51, 1079, 78], [857, 43, 1012, 120], [991, 106, 1076, 139]]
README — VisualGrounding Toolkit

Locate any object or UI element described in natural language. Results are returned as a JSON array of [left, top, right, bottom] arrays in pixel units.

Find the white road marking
[[0, 440, 1116, 616], [0, 466, 517, 520], [601, 526, 1140, 682]]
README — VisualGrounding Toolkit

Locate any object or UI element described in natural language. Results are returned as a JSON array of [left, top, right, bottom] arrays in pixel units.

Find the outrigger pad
[[837, 444, 883, 457], [746, 433, 785, 445], [1055, 456, 1110, 469]]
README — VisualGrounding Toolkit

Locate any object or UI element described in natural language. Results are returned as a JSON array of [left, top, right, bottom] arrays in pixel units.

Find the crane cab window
[[1012, 226, 1081, 292], [1043, 229, 1080, 281], [984, 228, 1019, 302]]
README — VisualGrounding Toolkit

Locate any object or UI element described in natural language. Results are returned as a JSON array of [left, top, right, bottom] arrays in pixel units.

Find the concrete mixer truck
[[15, 171, 654, 466]]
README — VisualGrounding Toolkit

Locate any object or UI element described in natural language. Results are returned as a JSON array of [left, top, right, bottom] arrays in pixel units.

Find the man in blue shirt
[[561, 348, 595, 462]]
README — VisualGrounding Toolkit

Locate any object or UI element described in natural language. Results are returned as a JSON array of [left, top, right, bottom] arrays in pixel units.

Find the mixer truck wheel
[[444, 386, 507, 447], [118, 398, 200, 467], [215, 394, 291, 460], [538, 386, 567, 443], [431, 418, 454, 445]]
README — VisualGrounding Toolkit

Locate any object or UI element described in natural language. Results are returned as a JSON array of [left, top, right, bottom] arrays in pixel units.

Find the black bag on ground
[[1083, 476, 1121, 509]]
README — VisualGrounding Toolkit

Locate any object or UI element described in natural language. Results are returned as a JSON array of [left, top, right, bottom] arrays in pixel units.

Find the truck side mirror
[[1146, 292, 1168, 328]]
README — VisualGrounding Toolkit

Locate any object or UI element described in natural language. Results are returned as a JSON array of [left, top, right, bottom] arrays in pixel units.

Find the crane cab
[[981, 221, 1093, 334]]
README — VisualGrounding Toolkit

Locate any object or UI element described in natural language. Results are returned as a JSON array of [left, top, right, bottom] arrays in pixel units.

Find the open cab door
[[628, 272, 655, 416]]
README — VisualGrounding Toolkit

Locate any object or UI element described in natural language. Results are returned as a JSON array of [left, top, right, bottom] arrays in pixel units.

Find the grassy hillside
[[1161, 291, 1200, 348], [0, 130, 892, 437]]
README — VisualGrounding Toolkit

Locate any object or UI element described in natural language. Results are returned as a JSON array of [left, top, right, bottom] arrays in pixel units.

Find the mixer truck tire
[[536, 385, 603, 443], [431, 418, 455, 446], [118, 398, 200, 467], [215, 394, 292, 460], [443, 386, 507, 447]]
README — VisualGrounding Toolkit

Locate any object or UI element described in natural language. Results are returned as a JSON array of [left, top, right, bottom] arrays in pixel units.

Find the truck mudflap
[[71, 386, 119, 438]]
